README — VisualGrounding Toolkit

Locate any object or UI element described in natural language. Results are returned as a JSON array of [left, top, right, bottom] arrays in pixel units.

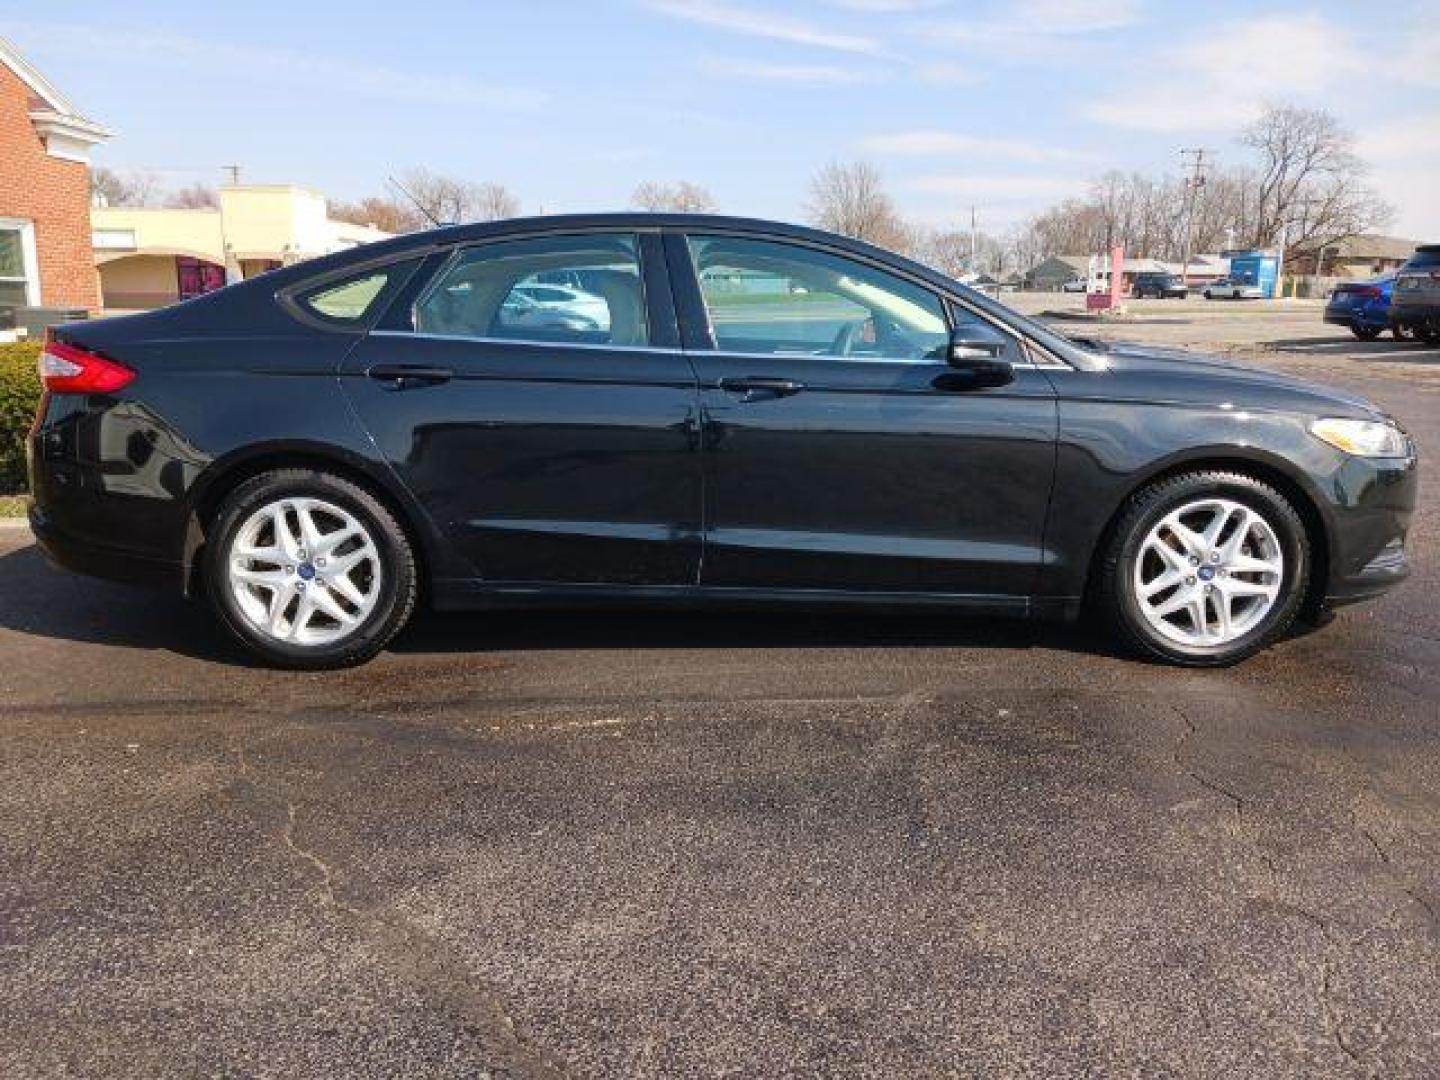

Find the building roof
[[0, 35, 112, 153], [1326, 234, 1427, 261]]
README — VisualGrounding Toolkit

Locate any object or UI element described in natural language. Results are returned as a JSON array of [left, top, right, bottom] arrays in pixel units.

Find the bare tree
[[164, 183, 219, 209], [400, 168, 520, 225], [90, 167, 164, 207], [631, 180, 717, 213], [806, 161, 910, 251], [912, 227, 1008, 279], [1239, 105, 1391, 262], [329, 196, 427, 234]]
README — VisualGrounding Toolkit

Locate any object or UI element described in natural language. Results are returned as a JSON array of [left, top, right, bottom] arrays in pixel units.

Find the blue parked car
[[1324, 274, 1413, 340]]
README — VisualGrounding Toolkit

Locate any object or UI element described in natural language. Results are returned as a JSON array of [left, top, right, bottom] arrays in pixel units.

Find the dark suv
[[1132, 272, 1188, 299], [1390, 245, 1440, 343]]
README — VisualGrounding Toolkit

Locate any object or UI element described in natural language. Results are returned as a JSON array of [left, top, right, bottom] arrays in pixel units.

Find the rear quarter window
[[289, 258, 421, 328]]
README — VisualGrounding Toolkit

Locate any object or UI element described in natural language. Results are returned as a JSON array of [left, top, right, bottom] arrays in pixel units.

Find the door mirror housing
[[946, 331, 1014, 388]]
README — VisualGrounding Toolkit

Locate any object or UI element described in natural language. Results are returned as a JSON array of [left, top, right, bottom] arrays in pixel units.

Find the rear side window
[[415, 234, 649, 347], [1403, 248, 1440, 270], [292, 259, 419, 326]]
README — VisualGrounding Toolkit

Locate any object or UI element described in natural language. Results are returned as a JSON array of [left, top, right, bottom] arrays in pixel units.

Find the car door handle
[[366, 364, 453, 389], [718, 376, 805, 400]]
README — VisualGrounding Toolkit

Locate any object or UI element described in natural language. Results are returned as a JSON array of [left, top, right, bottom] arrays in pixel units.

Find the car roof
[[268, 212, 943, 291]]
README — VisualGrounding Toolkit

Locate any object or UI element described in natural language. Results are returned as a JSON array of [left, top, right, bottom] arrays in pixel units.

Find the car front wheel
[[1351, 325, 1382, 340], [206, 469, 417, 669], [1097, 471, 1309, 666]]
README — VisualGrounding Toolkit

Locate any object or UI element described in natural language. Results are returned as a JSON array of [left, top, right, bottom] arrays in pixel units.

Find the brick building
[[0, 36, 110, 313]]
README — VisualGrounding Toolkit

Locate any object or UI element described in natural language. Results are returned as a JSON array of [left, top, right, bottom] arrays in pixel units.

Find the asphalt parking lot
[[2, 302, 1437, 1077]]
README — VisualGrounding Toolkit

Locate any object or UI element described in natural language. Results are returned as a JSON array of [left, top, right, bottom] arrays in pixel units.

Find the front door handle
[[718, 376, 805, 400], [367, 364, 453, 390]]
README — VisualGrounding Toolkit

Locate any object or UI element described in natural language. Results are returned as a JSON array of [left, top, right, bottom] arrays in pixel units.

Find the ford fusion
[[28, 215, 1416, 668]]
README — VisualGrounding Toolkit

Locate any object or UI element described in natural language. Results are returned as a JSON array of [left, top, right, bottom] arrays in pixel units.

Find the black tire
[[1351, 324, 1382, 341], [206, 469, 417, 669], [1096, 471, 1310, 666], [1420, 324, 1440, 345]]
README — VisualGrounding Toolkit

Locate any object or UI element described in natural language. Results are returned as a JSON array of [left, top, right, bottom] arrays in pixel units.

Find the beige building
[[93, 184, 390, 309]]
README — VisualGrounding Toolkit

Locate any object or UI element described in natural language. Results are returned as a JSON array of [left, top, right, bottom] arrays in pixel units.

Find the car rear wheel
[[1351, 325, 1382, 340], [206, 469, 417, 669], [1097, 471, 1309, 666]]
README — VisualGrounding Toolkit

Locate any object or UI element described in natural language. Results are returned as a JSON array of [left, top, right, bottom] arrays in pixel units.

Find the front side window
[[416, 234, 648, 347], [686, 235, 949, 362]]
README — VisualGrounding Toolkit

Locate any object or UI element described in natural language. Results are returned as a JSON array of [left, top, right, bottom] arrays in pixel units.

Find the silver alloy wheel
[[1132, 497, 1285, 647], [227, 496, 382, 646]]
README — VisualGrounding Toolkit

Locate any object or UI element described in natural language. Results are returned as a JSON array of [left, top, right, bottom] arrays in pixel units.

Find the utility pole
[[969, 205, 978, 276], [1178, 147, 1209, 290], [222, 164, 242, 185]]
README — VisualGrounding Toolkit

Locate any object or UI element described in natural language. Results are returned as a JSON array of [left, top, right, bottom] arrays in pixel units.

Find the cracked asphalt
[[1, 312, 1437, 1077]]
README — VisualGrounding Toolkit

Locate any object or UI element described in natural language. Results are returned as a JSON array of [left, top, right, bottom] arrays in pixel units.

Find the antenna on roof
[[387, 175, 445, 229]]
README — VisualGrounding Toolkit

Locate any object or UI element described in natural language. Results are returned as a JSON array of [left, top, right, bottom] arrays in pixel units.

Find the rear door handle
[[718, 376, 805, 400], [367, 364, 453, 389]]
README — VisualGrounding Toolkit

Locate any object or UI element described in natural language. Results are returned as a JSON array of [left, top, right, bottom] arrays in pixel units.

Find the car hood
[[1088, 340, 1385, 418]]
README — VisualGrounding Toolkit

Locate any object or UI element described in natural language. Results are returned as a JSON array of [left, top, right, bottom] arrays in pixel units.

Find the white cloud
[[862, 130, 1097, 163], [640, 0, 884, 55], [923, 0, 1139, 45], [826, 0, 947, 11], [915, 62, 982, 86], [909, 174, 1086, 200], [1359, 111, 1440, 238], [700, 56, 877, 86], [10, 22, 545, 111], [1085, 15, 1364, 132]]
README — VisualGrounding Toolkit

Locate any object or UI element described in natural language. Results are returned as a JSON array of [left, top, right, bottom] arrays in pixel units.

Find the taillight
[[1355, 286, 1381, 299], [38, 335, 135, 394]]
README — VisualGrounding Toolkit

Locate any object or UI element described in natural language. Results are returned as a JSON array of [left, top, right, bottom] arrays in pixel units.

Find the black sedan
[[28, 214, 1417, 668]]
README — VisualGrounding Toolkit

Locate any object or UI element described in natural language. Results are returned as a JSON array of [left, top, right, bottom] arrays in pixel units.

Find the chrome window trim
[[369, 329, 682, 355], [368, 330, 1048, 371]]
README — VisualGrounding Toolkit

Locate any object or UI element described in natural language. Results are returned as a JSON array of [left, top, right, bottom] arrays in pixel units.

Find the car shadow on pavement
[[0, 541, 246, 663], [390, 606, 1108, 656], [0, 539, 1124, 663], [1266, 337, 1440, 362]]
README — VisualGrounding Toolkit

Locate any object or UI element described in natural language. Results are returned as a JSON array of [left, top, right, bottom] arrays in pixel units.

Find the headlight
[[1310, 418, 1408, 458]]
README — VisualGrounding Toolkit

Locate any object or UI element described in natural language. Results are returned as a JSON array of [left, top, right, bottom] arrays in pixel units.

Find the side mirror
[[945, 332, 1014, 388]]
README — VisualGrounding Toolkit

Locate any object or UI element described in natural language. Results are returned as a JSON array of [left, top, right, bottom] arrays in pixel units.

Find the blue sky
[[8, 0, 1440, 237]]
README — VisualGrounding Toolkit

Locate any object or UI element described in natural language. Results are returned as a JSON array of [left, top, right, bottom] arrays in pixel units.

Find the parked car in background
[[1325, 274, 1412, 341], [1389, 244, 1440, 344], [498, 290, 601, 333], [1132, 272, 1188, 299], [1060, 276, 1087, 293], [1203, 277, 1265, 300], [506, 281, 611, 332], [28, 214, 1416, 670]]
